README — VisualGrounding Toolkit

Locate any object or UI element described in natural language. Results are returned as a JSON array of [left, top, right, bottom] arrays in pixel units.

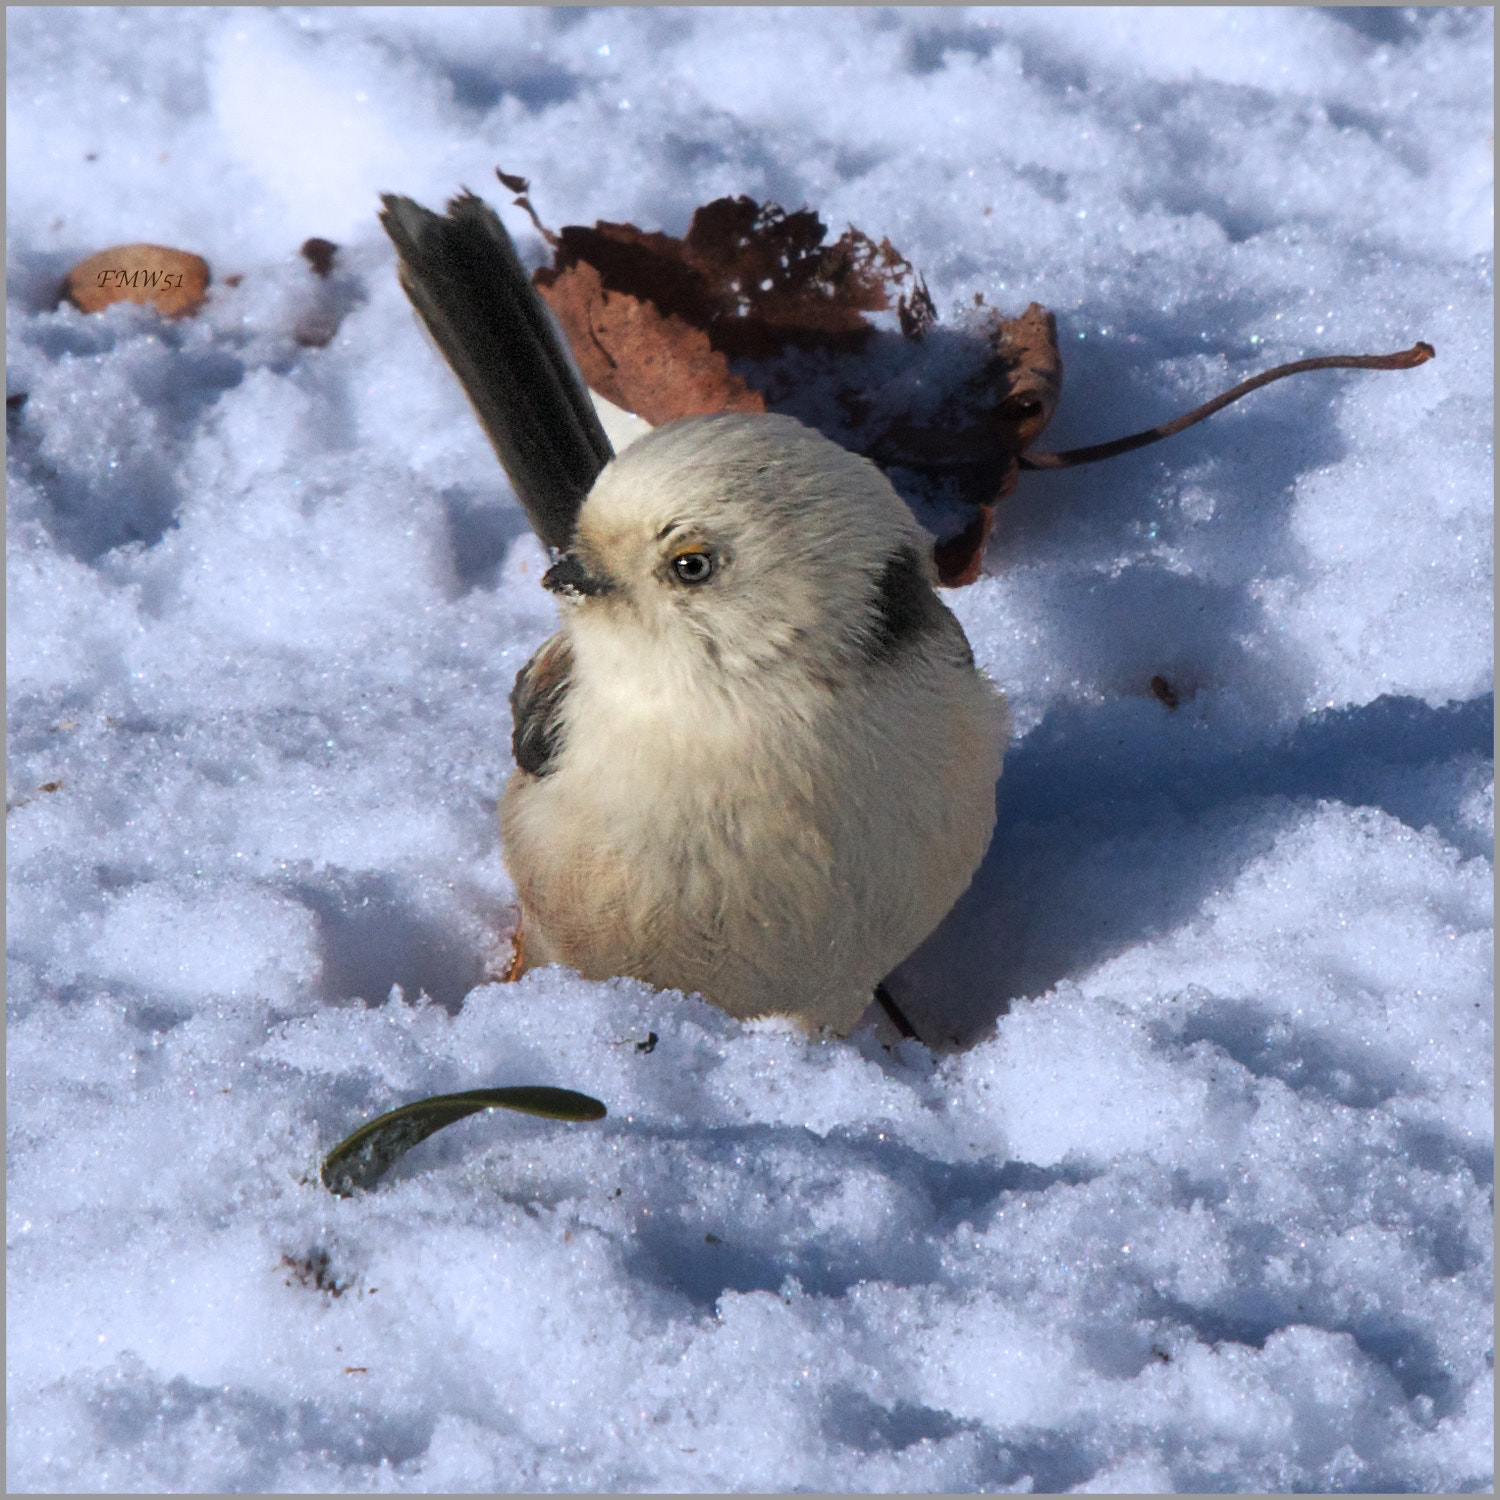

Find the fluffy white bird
[[502, 415, 1007, 1032], [381, 190, 1008, 1035]]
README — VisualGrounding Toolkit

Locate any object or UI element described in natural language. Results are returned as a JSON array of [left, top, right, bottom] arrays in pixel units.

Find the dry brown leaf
[[63, 243, 210, 318], [535, 257, 765, 424], [531, 195, 936, 424], [542, 196, 924, 357]]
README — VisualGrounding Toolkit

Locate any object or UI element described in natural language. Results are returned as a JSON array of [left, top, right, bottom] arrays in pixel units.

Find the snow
[[6, 6, 1493, 1493]]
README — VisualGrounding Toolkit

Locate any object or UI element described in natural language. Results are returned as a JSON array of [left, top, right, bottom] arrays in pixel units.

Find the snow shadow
[[891, 692, 1493, 1046], [8, 312, 246, 561], [993, 310, 1359, 577], [6, 246, 85, 315], [822, 1389, 1103, 1492], [821, 1389, 970, 1453], [87, 1367, 433, 1489], [1324, 7, 1431, 45], [1167, 997, 1498, 1198], [8, 400, 186, 561], [620, 1123, 1094, 1308], [1147, 1286, 1467, 1421], [441, 483, 533, 593], [441, 54, 583, 116], [295, 871, 486, 1014], [1396, 1118, 1494, 1191]]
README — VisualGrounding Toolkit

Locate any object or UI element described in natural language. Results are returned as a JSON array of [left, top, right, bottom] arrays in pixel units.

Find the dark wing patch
[[510, 635, 574, 776], [863, 544, 967, 664]]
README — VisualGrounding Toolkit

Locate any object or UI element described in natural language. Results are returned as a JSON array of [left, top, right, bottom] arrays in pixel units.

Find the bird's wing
[[378, 191, 614, 552], [510, 634, 575, 777], [860, 543, 975, 669]]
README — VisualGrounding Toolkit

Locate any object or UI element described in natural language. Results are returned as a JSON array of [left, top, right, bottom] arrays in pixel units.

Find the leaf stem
[[1019, 342, 1434, 470]]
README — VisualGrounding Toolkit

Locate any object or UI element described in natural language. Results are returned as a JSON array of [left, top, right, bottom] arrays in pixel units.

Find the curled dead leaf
[[520, 179, 940, 426], [542, 195, 918, 358]]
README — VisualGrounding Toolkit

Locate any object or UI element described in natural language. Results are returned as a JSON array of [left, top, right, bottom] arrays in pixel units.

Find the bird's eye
[[671, 550, 714, 585]]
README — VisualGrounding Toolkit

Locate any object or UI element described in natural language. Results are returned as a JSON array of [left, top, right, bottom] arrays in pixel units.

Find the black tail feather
[[379, 191, 613, 552]]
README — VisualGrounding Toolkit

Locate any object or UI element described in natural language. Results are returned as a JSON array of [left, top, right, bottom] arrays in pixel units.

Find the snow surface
[[6, 6, 1493, 1493]]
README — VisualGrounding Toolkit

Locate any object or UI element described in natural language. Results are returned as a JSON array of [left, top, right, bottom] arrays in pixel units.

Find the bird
[[380, 188, 1009, 1035]]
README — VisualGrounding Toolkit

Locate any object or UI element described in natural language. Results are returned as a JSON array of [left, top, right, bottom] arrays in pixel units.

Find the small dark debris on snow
[[300, 237, 340, 278]]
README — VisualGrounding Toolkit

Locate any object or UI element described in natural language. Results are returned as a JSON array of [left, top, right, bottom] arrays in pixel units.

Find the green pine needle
[[321, 1086, 607, 1197]]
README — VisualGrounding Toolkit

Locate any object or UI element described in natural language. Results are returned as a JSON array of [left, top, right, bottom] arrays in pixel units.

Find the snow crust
[[7, 7, 1492, 1493]]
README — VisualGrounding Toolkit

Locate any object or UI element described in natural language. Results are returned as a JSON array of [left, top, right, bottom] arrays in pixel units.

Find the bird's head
[[543, 412, 938, 679]]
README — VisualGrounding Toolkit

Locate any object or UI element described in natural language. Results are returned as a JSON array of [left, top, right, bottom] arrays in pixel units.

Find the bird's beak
[[543, 551, 618, 599]]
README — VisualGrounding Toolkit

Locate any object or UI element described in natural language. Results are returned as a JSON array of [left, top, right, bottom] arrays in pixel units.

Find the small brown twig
[[496, 168, 559, 247], [1019, 342, 1434, 470]]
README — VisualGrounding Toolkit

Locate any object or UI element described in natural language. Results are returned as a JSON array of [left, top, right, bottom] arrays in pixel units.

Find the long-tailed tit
[[380, 191, 1009, 1034]]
